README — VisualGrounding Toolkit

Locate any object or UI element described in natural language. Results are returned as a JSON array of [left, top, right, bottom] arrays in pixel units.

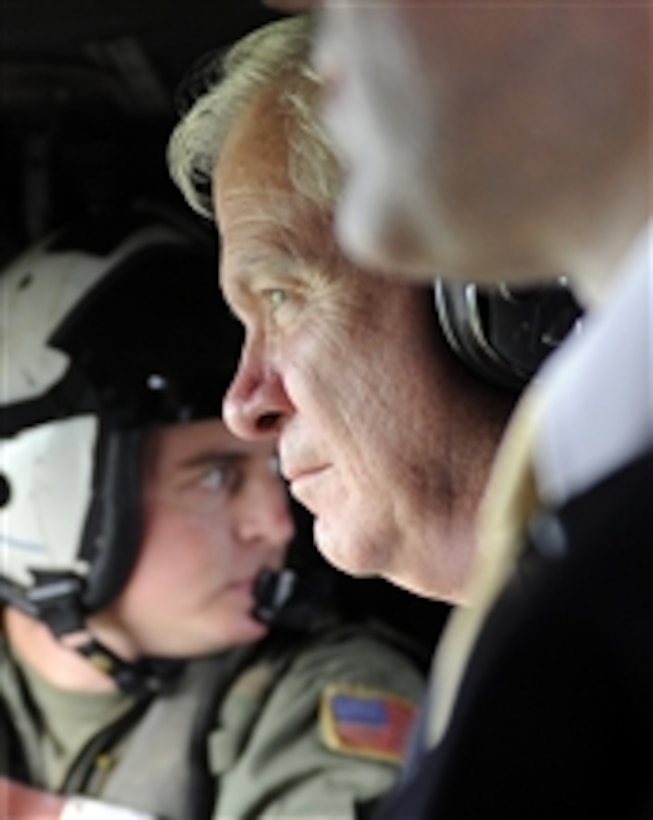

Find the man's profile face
[[105, 418, 293, 658], [216, 87, 491, 602]]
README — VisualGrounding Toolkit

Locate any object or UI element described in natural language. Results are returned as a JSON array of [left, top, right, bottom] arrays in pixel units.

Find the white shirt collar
[[535, 221, 653, 507]]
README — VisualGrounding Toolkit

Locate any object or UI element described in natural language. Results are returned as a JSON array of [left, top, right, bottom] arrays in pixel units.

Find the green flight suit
[[1, 619, 425, 819]]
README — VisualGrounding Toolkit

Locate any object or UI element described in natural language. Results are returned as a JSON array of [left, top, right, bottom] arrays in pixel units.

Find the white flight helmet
[[0, 207, 241, 687]]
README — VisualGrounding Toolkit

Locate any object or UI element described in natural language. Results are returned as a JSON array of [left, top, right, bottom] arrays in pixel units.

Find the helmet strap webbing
[[14, 570, 180, 696], [72, 636, 182, 696]]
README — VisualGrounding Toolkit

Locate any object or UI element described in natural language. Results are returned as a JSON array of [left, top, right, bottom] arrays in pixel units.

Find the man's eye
[[264, 288, 288, 309]]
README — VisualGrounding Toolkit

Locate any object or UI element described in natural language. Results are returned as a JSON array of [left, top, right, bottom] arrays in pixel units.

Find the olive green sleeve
[[213, 627, 425, 819]]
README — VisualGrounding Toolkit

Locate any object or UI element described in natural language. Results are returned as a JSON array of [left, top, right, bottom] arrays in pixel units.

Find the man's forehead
[[213, 95, 305, 275], [216, 83, 292, 197]]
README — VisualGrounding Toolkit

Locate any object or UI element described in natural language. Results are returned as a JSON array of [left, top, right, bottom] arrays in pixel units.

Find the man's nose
[[223, 343, 292, 442]]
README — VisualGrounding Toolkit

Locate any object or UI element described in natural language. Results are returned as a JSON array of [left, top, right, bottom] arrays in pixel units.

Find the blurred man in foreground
[[308, 3, 653, 817]]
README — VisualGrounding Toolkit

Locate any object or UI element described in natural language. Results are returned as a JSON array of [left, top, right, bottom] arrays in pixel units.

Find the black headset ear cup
[[434, 279, 583, 391]]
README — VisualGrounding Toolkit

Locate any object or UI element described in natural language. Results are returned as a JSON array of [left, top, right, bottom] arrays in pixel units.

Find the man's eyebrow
[[231, 234, 305, 277], [225, 245, 304, 311]]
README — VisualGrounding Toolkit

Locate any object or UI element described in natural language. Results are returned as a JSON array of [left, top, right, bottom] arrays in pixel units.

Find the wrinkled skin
[[217, 86, 512, 602]]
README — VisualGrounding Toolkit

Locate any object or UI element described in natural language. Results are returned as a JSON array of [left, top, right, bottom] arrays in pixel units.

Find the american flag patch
[[319, 683, 416, 764]]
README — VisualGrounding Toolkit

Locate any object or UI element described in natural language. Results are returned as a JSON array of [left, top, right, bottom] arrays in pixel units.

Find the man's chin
[[313, 517, 377, 579]]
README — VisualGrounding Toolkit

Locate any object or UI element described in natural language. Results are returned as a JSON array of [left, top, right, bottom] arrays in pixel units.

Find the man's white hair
[[168, 15, 342, 219]]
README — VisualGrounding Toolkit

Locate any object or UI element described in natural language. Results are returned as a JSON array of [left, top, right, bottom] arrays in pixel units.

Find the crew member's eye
[[202, 463, 244, 496], [200, 466, 227, 491]]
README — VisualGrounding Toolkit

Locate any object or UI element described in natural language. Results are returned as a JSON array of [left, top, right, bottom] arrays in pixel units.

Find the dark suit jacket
[[377, 451, 653, 819]]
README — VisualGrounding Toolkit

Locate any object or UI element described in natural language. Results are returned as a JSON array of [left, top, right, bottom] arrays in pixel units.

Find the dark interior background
[[0, 0, 284, 262], [1, 0, 451, 659]]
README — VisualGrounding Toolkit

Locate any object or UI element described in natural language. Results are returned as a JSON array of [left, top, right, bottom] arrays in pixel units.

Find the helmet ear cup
[[433, 279, 583, 390], [81, 427, 146, 612]]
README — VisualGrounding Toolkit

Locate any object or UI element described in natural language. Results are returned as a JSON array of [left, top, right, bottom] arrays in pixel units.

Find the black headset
[[434, 279, 583, 391]]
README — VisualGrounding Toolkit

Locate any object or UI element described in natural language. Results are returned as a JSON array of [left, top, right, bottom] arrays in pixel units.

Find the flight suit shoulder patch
[[319, 683, 416, 765]]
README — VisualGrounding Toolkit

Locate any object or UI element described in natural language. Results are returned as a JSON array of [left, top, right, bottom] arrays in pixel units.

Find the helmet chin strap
[[2, 569, 181, 696], [67, 633, 182, 696]]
